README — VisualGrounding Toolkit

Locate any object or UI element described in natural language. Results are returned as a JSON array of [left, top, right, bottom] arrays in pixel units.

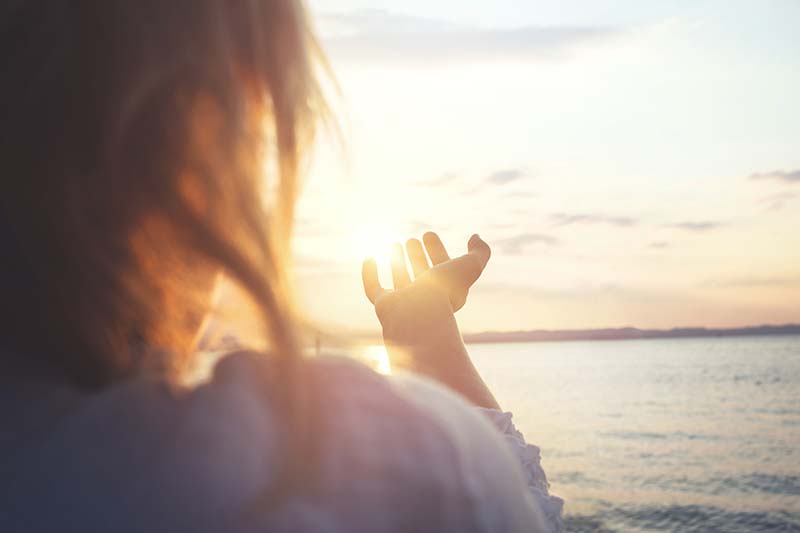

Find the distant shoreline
[[462, 324, 800, 344]]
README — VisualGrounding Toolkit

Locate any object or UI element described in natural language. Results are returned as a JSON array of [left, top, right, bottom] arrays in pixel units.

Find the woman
[[0, 1, 562, 531]]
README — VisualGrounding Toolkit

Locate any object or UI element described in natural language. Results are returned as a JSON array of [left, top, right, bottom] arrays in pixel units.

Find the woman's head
[[0, 0, 325, 388]]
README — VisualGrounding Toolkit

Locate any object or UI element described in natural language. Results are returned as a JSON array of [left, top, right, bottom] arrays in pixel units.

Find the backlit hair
[[0, 0, 325, 388]]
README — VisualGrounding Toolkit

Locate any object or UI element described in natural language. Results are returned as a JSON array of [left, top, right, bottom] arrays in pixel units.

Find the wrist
[[378, 283, 461, 349], [388, 340, 499, 409]]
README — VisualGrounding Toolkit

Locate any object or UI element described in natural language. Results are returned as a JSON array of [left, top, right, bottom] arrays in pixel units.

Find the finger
[[438, 234, 492, 288], [467, 233, 491, 270], [423, 231, 450, 265], [362, 258, 387, 304], [405, 238, 430, 279], [390, 243, 411, 289]]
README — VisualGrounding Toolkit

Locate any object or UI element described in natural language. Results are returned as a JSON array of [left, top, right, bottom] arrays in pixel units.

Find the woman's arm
[[362, 232, 564, 531], [361, 232, 499, 409]]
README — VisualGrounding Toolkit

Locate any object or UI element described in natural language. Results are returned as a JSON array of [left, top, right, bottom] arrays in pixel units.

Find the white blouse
[[0, 351, 563, 532]]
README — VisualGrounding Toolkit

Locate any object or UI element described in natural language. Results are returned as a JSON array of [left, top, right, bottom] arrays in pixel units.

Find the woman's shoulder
[[2, 350, 542, 532], [207, 351, 544, 531], [209, 349, 473, 485], [194, 351, 480, 530]]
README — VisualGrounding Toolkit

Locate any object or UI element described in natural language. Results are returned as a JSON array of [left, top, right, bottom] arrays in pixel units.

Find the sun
[[353, 224, 399, 264]]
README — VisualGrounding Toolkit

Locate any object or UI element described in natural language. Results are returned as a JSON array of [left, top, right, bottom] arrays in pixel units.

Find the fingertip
[[422, 231, 438, 245], [405, 237, 430, 278], [391, 242, 405, 262], [390, 241, 411, 289], [468, 233, 489, 250], [423, 231, 450, 265], [362, 257, 376, 283], [467, 233, 491, 264], [361, 257, 383, 304]]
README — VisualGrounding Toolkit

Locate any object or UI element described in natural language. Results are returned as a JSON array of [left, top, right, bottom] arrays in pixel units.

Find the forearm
[[396, 340, 500, 410], [365, 232, 499, 408], [381, 293, 499, 409]]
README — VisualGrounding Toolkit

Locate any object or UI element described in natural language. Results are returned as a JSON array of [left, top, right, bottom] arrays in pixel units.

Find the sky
[[291, 0, 800, 334]]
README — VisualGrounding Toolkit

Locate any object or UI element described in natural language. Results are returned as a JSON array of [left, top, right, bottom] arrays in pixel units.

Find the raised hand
[[363, 232, 490, 311], [360, 231, 499, 409], [362, 232, 491, 350]]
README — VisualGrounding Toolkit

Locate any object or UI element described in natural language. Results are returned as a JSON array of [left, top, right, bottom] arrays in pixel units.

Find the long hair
[[0, 0, 326, 490], [0, 0, 324, 381], [0, 0, 326, 503]]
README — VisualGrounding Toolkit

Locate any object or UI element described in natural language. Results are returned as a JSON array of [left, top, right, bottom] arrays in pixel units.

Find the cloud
[[758, 191, 798, 211], [486, 169, 527, 185], [704, 277, 800, 289], [504, 190, 537, 198], [453, 168, 532, 196], [320, 9, 622, 66], [414, 172, 459, 187], [473, 281, 648, 301], [749, 169, 800, 184], [667, 221, 724, 232], [405, 220, 434, 234], [494, 233, 558, 254], [648, 241, 670, 249], [320, 9, 451, 35], [550, 213, 637, 227]]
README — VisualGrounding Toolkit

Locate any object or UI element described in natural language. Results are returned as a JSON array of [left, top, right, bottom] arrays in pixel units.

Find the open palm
[[362, 232, 491, 343]]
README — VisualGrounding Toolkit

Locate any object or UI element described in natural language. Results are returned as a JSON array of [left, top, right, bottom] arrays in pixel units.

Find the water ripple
[[566, 504, 800, 532]]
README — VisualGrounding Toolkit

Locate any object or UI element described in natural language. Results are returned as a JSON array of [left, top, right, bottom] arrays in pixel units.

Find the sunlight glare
[[354, 224, 398, 264], [363, 345, 392, 375]]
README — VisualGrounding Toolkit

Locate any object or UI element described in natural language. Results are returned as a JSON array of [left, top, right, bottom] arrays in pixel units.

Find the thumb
[[460, 233, 491, 286], [436, 234, 491, 290], [467, 233, 491, 269]]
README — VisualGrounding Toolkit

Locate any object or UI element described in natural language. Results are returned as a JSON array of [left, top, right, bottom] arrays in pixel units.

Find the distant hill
[[463, 324, 800, 344]]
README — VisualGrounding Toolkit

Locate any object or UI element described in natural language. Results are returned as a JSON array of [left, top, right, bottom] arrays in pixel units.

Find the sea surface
[[461, 335, 800, 532]]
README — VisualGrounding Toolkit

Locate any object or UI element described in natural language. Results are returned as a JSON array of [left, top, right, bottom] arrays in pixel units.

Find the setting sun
[[354, 224, 400, 264]]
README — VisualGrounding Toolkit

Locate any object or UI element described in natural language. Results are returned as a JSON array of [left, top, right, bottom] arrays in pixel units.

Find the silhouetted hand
[[362, 232, 491, 350]]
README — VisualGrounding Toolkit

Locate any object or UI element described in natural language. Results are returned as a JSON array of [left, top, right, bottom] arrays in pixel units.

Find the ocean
[[464, 335, 800, 532]]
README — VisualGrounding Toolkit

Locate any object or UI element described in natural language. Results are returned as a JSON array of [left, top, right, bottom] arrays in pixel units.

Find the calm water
[[465, 335, 800, 532]]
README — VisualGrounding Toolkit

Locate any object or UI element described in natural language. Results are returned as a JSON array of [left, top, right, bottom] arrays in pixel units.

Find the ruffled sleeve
[[478, 408, 564, 532]]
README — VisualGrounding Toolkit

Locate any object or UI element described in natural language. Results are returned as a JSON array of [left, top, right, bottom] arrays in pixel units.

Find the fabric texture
[[0, 351, 562, 532], [478, 408, 565, 532]]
